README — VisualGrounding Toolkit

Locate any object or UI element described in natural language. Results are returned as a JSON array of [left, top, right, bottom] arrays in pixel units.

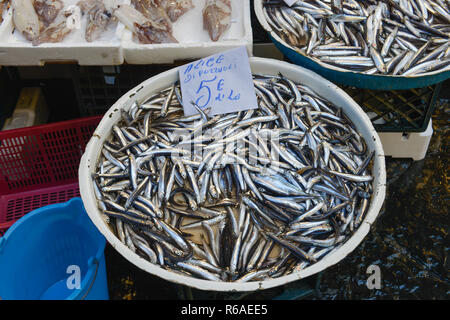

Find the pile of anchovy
[[262, 0, 450, 76], [92, 73, 375, 282]]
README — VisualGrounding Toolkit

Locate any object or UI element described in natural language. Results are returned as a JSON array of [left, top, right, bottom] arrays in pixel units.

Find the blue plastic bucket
[[0, 198, 109, 300], [269, 34, 450, 90]]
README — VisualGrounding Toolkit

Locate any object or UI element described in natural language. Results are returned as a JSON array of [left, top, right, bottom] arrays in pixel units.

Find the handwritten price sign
[[179, 46, 258, 116]]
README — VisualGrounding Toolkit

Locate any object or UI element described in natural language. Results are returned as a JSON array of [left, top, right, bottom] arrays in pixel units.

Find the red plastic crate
[[0, 116, 102, 235]]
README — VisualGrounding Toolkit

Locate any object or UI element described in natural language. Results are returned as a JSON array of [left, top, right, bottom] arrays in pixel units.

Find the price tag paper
[[179, 46, 258, 116], [283, 0, 297, 6]]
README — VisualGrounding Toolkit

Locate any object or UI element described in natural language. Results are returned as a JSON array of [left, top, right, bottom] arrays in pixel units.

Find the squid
[[31, 9, 76, 46], [131, 0, 172, 33], [154, 0, 194, 22], [202, 0, 231, 42], [12, 0, 41, 41], [114, 4, 177, 44], [0, 0, 10, 24], [78, 0, 115, 42], [33, 0, 63, 27]]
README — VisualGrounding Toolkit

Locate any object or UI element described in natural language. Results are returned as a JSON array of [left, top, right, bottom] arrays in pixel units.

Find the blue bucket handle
[[0, 237, 6, 253], [69, 256, 99, 300]]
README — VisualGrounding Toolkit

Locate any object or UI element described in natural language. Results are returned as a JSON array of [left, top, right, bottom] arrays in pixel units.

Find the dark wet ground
[[316, 99, 449, 300], [103, 91, 449, 301]]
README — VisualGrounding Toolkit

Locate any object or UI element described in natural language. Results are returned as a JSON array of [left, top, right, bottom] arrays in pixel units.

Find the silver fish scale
[[263, 0, 450, 76], [92, 73, 375, 283]]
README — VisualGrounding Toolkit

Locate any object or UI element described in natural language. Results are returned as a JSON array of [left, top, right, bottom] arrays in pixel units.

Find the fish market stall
[[0, 0, 448, 302]]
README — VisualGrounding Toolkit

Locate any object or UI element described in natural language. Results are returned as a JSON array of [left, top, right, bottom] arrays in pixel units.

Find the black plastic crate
[[0, 67, 21, 129], [72, 65, 175, 116], [342, 83, 442, 133]]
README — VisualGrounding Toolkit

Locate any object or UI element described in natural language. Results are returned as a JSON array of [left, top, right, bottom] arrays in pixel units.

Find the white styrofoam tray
[[79, 57, 387, 292], [0, 0, 125, 66], [0, 0, 253, 66], [120, 0, 253, 64]]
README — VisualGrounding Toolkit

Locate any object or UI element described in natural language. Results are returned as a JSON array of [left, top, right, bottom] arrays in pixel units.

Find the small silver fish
[[93, 72, 375, 283], [263, 0, 450, 76]]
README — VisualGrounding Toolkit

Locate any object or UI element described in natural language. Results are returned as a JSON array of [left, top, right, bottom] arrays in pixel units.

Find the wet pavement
[[103, 90, 449, 301], [316, 99, 449, 300]]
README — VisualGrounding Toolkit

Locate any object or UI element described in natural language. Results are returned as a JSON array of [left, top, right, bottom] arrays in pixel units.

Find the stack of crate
[[343, 84, 442, 161]]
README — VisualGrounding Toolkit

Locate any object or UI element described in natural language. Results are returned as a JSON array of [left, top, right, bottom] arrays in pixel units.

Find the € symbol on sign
[[195, 76, 240, 109]]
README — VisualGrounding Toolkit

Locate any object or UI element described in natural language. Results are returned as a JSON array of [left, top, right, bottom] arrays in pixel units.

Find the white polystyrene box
[[121, 0, 253, 64], [378, 120, 433, 161], [0, 0, 125, 66], [79, 57, 386, 292]]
